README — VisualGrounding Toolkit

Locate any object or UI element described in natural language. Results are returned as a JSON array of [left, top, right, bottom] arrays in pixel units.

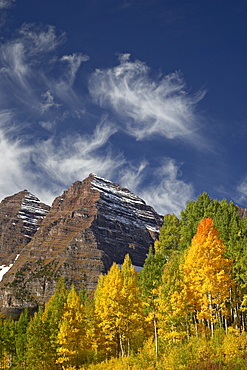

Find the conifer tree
[[156, 251, 189, 343], [42, 277, 68, 368], [139, 214, 181, 315], [15, 308, 29, 369], [26, 307, 51, 370], [2, 318, 16, 369]]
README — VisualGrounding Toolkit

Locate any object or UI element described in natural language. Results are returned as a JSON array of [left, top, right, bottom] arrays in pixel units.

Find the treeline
[[2, 192, 247, 369]]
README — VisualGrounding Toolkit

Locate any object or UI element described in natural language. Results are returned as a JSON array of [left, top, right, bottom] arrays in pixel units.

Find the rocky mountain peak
[[0, 190, 50, 260], [0, 174, 163, 310]]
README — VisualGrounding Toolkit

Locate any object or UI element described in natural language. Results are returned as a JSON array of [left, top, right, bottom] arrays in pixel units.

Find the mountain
[[237, 205, 247, 219], [0, 190, 50, 269], [0, 174, 163, 309]]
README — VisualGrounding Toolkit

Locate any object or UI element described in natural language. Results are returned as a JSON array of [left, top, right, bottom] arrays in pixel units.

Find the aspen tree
[[120, 254, 144, 356], [154, 214, 181, 256], [181, 218, 234, 336], [94, 255, 143, 358], [56, 285, 85, 369], [94, 262, 124, 357]]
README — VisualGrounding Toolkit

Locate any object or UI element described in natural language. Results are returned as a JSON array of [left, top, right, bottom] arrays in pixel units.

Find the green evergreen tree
[[26, 307, 51, 370], [2, 318, 16, 369], [41, 277, 69, 368], [14, 308, 29, 369]]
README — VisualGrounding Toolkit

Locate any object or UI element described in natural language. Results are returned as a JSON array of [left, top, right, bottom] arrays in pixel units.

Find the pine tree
[[42, 277, 68, 368], [2, 318, 16, 369], [14, 308, 29, 369], [26, 307, 51, 370], [156, 251, 189, 343]]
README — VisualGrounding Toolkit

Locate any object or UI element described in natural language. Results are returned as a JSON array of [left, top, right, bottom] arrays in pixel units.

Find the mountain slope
[[0, 174, 163, 309]]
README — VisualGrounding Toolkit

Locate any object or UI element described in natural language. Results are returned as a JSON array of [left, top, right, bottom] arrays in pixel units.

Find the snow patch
[[17, 191, 49, 236], [91, 175, 162, 233], [0, 254, 20, 282]]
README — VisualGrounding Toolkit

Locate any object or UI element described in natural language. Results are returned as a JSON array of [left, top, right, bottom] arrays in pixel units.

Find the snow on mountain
[[91, 175, 162, 233], [17, 192, 50, 238]]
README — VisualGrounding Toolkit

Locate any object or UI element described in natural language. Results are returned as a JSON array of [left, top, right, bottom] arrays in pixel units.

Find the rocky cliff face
[[237, 205, 247, 219], [0, 190, 50, 271], [0, 174, 163, 309]]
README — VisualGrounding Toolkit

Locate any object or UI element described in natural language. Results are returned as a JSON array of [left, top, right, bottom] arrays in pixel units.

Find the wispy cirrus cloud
[[139, 159, 194, 216], [40, 90, 61, 113], [0, 24, 65, 107], [50, 52, 90, 106], [32, 120, 121, 190], [235, 177, 247, 206], [60, 53, 90, 86], [0, 23, 89, 114], [0, 119, 122, 204], [0, 24, 198, 216], [118, 158, 194, 216], [0, 0, 15, 9], [89, 53, 206, 145]]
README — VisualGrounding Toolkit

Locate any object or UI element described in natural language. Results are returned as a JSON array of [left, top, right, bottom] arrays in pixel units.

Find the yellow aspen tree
[[56, 285, 85, 369], [94, 262, 124, 357], [120, 254, 144, 356], [181, 218, 234, 336], [94, 255, 144, 358]]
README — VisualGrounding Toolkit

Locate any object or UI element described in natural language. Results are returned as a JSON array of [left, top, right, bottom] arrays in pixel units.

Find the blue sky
[[0, 0, 246, 215]]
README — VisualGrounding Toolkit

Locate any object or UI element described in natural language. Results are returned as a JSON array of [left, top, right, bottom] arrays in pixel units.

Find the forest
[[1, 192, 247, 369]]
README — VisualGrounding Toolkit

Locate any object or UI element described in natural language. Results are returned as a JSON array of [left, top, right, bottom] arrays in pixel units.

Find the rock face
[[0, 174, 163, 309], [237, 205, 247, 219], [0, 190, 50, 268]]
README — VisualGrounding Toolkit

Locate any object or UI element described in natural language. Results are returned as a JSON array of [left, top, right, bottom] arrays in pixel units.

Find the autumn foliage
[[2, 194, 247, 369], [182, 218, 234, 331]]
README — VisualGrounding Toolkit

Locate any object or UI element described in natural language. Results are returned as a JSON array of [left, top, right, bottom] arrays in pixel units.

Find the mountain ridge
[[0, 174, 163, 309]]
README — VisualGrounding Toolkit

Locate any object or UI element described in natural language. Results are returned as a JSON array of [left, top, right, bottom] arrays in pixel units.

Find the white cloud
[[0, 109, 192, 215], [60, 53, 90, 86], [0, 28, 197, 214], [39, 120, 57, 132], [118, 161, 148, 192], [0, 117, 122, 204], [19, 23, 65, 55], [33, 120, 120, 187], [89, 54, 205, 144], [0, 41, 29, 90], [0, 128, 29, 200], [40, 90, 61, 113], [119, 158, 194, 216], [0, 23, 89, 121], [235, 177, 247, 206], [0, 0, 15, 9], [0, 24, 65, 105], [49, 52, 90, 106]]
